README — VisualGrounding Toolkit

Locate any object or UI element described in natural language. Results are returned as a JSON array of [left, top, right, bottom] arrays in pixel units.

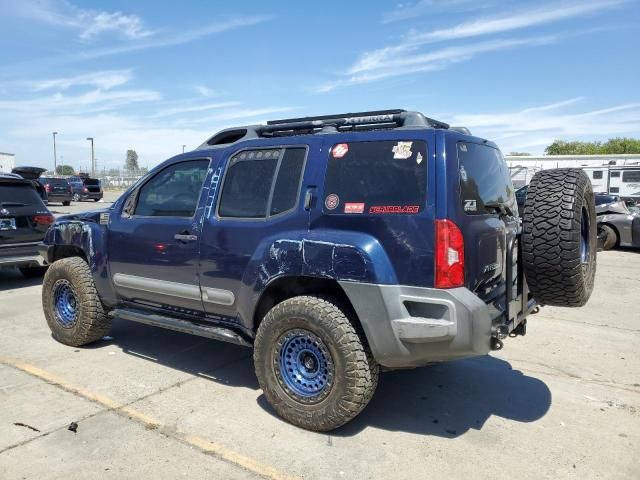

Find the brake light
[[32, 214, 55, 225], [83, 187, 88, 193], [435, 219, 465, 288], [44, 183, 50, 193]]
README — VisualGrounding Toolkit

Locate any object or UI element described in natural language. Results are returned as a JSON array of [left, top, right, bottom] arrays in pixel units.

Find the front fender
[[44, 217, 117, 307], [235, 229, 398, 328]]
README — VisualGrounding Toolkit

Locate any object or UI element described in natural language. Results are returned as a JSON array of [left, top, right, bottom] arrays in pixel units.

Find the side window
[[134, 160, 209, 217], [622, 170, 640, 182], [610, 171, 620, 178], [458, 142, 515, 215], [218, 147, 306, 218], [592, 170, 603, 179]]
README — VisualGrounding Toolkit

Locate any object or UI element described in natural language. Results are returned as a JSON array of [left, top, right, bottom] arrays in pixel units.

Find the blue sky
[[0, 0, 638, 171]]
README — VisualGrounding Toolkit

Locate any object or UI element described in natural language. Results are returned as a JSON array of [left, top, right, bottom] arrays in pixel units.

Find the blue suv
[[39, 110, 597, 430]]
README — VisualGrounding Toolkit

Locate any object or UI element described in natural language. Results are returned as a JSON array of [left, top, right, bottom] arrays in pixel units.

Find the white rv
[[582, 166, 640, 198]]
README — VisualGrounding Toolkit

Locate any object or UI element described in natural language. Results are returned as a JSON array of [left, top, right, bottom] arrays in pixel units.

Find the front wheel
[[42, 257, 111, 346], [254, 295, 379, 431], [599, 224, 618, 250], [62, 200, 71, 206]]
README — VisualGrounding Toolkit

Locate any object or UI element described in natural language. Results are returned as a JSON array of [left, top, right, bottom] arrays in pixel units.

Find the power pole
[[52, 132, 58, 173], [86, 137, 95, 177]]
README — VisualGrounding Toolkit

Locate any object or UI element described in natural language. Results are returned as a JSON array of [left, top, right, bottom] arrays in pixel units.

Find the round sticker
[[325, 194, 339, 210]]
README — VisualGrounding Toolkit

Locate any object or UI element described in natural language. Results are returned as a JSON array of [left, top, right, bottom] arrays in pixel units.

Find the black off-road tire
[[254, 295, 379, 432], [522, 168, 597, 307], [19, 266, 48, 278], [62, 201, 71, 206], [42, 257, 111, 346], [599, 224, 618, 250]]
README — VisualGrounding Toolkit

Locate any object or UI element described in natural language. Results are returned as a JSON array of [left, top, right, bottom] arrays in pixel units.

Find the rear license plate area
[[0, 218, 16, 230]]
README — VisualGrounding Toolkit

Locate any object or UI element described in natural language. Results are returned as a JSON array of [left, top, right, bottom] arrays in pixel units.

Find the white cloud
[[194, 85, 217, 98], [448, 99, 640, 154], [30, 70, 133, 91], [319, 0, 624, 91], [153, 102, 242, 118], [71, 15, 272, 60], [3, 0, 153, 41], [381, 0, 490, 24], [317, 36, 555, 92]]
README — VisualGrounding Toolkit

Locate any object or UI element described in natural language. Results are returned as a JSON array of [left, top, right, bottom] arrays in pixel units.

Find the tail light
[[32, 214, 55, 225], [435, 219, 465, 288], [83, 187, 89, 193], [44, 183, 51, 193]]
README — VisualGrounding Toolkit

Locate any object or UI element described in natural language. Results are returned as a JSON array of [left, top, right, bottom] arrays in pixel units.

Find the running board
[[109, 308, 252, 347]]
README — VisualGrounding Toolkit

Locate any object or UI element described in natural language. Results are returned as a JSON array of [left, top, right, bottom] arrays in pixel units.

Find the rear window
[[0, 182, 45, 206], [458, 142, 515, 215], [40, 177, 68, 185], [323, 140, 427, 215]]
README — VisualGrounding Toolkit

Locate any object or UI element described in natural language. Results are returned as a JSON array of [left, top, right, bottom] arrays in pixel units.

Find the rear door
[[455, 141, 519, 306]]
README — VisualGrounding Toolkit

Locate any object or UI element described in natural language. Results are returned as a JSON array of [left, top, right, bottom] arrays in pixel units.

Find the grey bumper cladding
[[339, 282, 496, 368]]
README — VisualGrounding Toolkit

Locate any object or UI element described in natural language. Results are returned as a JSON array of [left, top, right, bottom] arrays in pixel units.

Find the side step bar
[[110, 308, 252, 348]]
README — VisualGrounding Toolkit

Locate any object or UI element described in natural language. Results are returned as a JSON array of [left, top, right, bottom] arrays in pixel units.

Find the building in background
[[0, 152, 16, 172], [506, 154, 640, 198]]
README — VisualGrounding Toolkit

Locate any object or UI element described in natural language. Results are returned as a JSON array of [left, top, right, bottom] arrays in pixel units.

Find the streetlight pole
[[86, 137, 94, 176], [182, 144, 186, 153], [52, 132, 58, 173]]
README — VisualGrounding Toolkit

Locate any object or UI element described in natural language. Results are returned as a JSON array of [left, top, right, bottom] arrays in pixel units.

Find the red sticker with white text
[[332, 143, 349, 158], [344, 202, 365, 214], [369, 205, 420, 214]]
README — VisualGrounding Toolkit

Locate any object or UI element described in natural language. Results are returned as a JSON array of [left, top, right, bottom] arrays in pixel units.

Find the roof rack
[[197, 109, 451, 149]]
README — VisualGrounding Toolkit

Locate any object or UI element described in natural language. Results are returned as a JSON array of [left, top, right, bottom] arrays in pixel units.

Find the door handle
[[174, 233, 198, 242]]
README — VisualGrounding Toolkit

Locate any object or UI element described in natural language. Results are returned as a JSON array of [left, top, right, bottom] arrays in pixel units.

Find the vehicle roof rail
[[196, 109, 450, 149]]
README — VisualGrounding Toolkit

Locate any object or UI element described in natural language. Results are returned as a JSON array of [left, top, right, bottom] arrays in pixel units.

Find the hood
[[12, 166, 47, 180]]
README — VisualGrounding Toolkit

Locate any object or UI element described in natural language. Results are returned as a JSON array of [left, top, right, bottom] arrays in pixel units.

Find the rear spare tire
[[522, 168, 596, 307]]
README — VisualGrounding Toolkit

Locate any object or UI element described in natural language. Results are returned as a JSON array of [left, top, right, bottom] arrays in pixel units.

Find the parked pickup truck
[[39, 109, 597, 431]]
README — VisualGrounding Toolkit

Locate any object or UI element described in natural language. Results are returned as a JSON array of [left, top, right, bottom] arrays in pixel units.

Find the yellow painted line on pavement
[[0, 356, 300, 480]]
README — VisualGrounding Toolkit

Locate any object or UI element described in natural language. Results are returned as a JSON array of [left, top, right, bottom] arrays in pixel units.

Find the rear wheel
[[42, 257, 111, 346], [72, 193, 80, 202], [93, 198, 100, 202], [62, 200, 71, 206], [254, 295, 379, 431], [522, 168, 597, 307], [599, 224, 618, 250]]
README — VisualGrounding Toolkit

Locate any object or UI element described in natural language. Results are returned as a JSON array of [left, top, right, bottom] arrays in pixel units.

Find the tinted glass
[[270, 148, 305, 215], [0, 183, 45, 206], [323, 140, 427, 215], [610, 187, 620, 193], [134, 160, 209, 217], [592, 170, 603, 179], [622, 170, 640, 182], [610, 171, 620, 178], [40, 177, 69, 186], [218, 151, 279, 218], [458, 142, 515, 215]]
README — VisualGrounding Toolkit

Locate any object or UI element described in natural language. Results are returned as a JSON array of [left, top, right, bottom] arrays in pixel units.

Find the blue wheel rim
[[276, 329, 334, 402], [53, 279, 78, 328], [580, 207, 590, 264]]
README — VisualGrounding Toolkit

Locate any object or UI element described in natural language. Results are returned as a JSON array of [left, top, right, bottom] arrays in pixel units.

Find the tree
[[55, 164, 75, 175], [545, 138, 640, 155], [126, 149, 139, 172]]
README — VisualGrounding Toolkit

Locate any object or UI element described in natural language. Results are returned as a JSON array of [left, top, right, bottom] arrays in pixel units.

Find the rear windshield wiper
[[484, 201, 514, 217]]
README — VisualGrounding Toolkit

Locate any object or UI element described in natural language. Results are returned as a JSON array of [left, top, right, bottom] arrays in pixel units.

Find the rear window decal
[[331, 144, 349, 158], [464, 200, 477, 212], [369, 205, 420, 214], [392, 141, 413, 159], [416, 152, 423, 164], [344, 202, 365, 214], [325, 194, 340, 210]]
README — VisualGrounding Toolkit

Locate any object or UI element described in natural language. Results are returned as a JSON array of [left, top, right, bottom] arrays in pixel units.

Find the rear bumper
[[339, 282, 510, 368], [47, 194, 72, 202], [79, 191, 103, 200], [0, 242, 46, 268]]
